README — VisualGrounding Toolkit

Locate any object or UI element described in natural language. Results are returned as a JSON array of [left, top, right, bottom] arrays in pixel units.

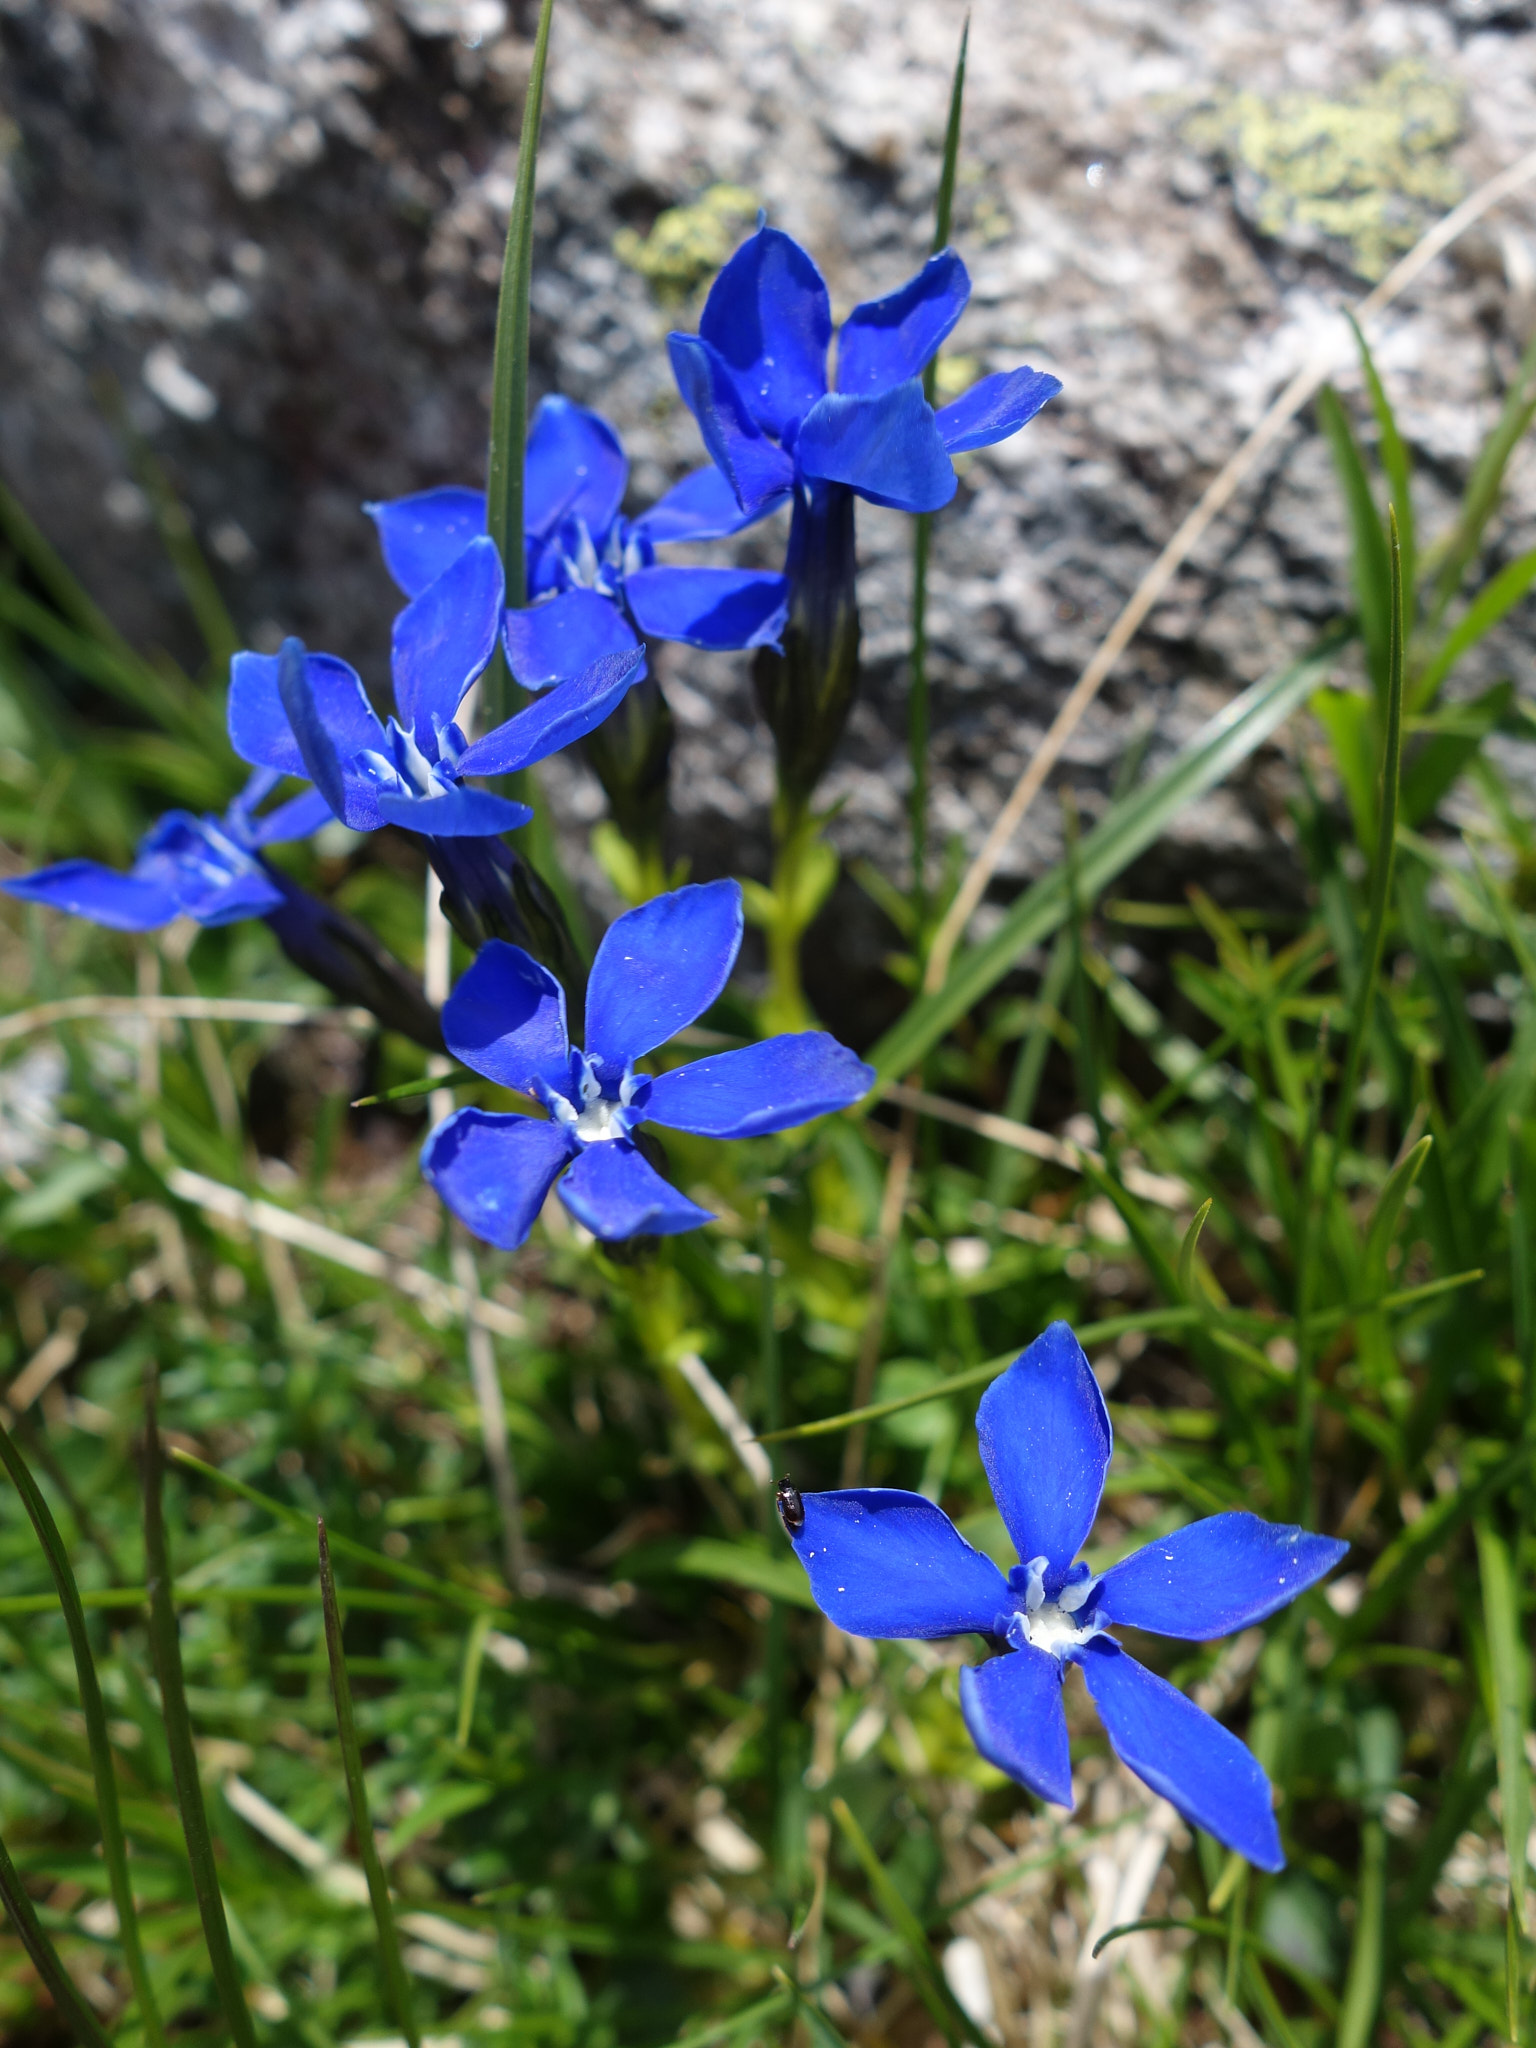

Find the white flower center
[[573, 1098, 622, 1142], [1018, 1601, 1101, 1656], [1009, 1553, 1104, 1659]]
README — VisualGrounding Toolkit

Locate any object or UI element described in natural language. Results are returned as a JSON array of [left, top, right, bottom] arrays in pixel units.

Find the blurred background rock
[[4, 0, 1536, 1027]]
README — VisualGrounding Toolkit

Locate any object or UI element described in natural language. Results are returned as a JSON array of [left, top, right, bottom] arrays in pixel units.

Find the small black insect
[[775, 1477, 805, 1535]]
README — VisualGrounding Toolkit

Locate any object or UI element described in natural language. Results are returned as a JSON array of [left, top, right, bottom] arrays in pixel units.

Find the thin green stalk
[[142, 1371, 258, 2048], [483, 0, 556, 728], [909, 16, 968, 932], [986, 931, 1071, 1207], [830, 1797, 983, 2048], [1334, 1816, 1386, 2048], [0, 1423, 166, 2045], [1330, 504, 1406, 1158], [758, 1200, 786, 1835], [318, 1522, 420, 2048], [0, 1823, 113, 2048]]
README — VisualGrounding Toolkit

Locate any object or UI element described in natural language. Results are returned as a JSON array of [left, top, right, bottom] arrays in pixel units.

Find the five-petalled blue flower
[[0, 769, 330, 930], [366, 395, 789, 691], [227, 538, 644, 839], [780, 1323, 1347, 1870], [423, 878, 874, 1247], [667, 225, 1061, 526]]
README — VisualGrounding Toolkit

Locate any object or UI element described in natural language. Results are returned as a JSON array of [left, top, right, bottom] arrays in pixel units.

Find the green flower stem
[[750, 801, 838, 1035], [318, 1521, 420, 2048], [482, 0, 556, 730], [0, 1822, 112, 2048], [142, 1370, 258, 2048], [908, 17, 968, 933], [0, 1422, 166, 2046]]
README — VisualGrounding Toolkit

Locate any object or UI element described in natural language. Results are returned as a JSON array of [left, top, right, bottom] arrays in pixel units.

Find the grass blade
[[830, 1796, 983, 2048], [142, 1370, 259, 2048], [909, 14, 969, 925], [1347, 312, 1414, 605], [0, 1422, 167, 2045], [0, 1823, 113, 2048], [1414, 546, 1536, 709], [1177, 1197, 1213, 1300], [1317, 384, 1392, 700], [1334, 1814, 1386, 2048], [318, 1520, 421, 2047], [1473, 1520, 1531, 1944], [1329, 506, 1406, 1155], [1429, 326, 1536, 625], [483, 0, 556, 727], [871, 633, 1344, 1081]]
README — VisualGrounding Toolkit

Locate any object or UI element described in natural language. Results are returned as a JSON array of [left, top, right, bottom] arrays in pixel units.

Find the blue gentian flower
[[226, 538, 643, 839], [668, 225, 1062, 801], [780, 1323, 1347, 1871], [2, 770, 442, 1047], [365, 396, 789, 689], [1, 769, 329, 930], [424, 879, 874, 1247]]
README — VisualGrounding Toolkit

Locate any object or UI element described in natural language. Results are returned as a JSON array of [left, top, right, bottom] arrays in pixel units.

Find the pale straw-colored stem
[[923, 142, 1536, 999]]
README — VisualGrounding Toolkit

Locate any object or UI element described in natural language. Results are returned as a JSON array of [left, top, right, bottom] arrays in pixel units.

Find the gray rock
[[4, 0, 1536, 1013]]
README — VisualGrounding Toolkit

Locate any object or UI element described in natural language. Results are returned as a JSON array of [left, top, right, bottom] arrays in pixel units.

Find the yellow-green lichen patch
[[614, 185, 760, 303], [1189, 60, 1463, 280]]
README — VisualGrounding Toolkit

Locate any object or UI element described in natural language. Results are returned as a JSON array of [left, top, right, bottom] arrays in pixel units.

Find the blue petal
[[557, 1141, 712, 1240], [935, 367, 1062, 454], [1078, 1639, 1283, 1871], [796, 381, 957, 513], [375, 788, 533, 837], [136, 812, 282, 925], [246, 786, 334, 847], [502, 588, 641, 692], [698, 224, 831, 437], [391, 535, 504, 738], [366, 486, 488, 599], [644, 1031, 873, 1137], [976, 1322, 1111, 1582], [785, 1488, 1008, 1639], [625, 565, 788, 651], [835, 249, 971, 397], [457, 648, 646, 778], [228, 649, 380, 778], [278, 638, 352, 824], [584, 878, 742, 1070], [422, 1107, 572, 1252], [1, 859, 184, 931], [1095, 1514, 1349, 1642], [667, 334, 797, 519], [440, 940, 570, 1095], [524, 395, 628, 542], [632, 465, 770, 545], [959, 1647, 1073, 1805]]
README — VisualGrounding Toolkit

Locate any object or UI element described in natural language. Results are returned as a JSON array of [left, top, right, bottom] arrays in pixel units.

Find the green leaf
[[0, 1154, 121, 1234], [1177, 1197, 1213, 1300], [482, 0, 556, 725], [143, 1370, 259, 2048], [674, 1538, 817, 1611], [831, 1797, 985, 2048], [1429, 326, 1536, 625], [1473, 1520, 1531, 1939], [1415, 548, 1536, 709], [1362, 1135, 1431, 1290], [351, 1065, 479, 1109], [0, 1424, 166, 2044], [1310, 684, 1378, 851], [319, 1522, 421, 2047], [1401, 680, 1513, 826], [0, 1825, 112, 2048], [1347, 312, 1415, 605], [870, 633, 1345, 1082], [1317, 384, 1392, 700]]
